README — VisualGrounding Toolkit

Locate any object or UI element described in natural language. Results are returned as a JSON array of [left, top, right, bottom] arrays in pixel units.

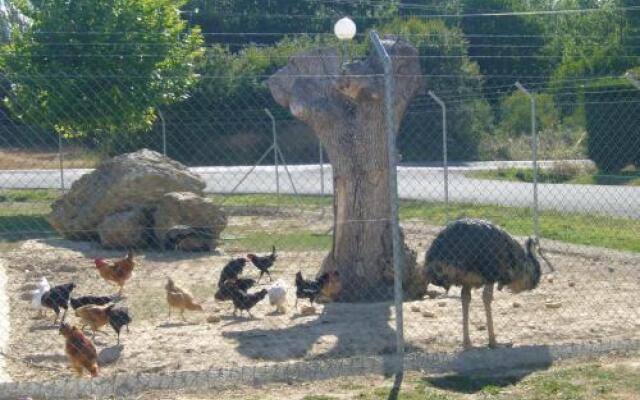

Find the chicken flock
[[28, 245, 340, 378], [27, 218, 552, 378]]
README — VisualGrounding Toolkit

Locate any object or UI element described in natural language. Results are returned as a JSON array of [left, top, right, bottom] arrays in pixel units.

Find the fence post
[[157, 109, 167, 157], [371, 30, 404, 385], [319, 139, 326, 219], [58, 133, 65, 192], [428, 91, 448, 223], [264, 109, 280, 209], [515, 82, 539, 239]]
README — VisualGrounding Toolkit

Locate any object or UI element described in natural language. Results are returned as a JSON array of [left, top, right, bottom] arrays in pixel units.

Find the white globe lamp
[[334, 17, 356, 41]]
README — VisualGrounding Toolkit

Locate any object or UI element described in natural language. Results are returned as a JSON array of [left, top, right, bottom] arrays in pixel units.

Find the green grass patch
[[401, 201, 640, 253], [468, 167, 640, 186], [212, 193, 332, 208], [0, 189, 61, 203], [222, 230, 332, 252]]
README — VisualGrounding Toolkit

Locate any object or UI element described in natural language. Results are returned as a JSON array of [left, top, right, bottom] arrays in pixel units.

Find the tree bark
[[268, 37, 425, 301]]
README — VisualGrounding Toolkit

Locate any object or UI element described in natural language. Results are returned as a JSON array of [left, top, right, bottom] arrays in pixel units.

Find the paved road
[[1, 161, 639, 219]]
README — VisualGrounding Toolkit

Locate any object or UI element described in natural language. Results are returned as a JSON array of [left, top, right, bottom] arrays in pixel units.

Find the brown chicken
[[75, 304, 114, 339], [94, 250, 135, 294], [165, 277, 204, 320], [59, 323, 98, 378]]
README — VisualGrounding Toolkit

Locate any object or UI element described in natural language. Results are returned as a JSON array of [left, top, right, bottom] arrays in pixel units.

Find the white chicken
[[268, 280, 287, 314], [30, 277, 50, 317]]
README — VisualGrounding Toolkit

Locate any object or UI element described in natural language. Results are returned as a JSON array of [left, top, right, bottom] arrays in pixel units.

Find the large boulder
[[97, 209, 150, 249], [154, 192, 227, 251], [49, 149, 206, 242]]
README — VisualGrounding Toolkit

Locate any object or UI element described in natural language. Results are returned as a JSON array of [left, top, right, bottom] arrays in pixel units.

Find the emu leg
[[461, 286, 472, 350], [483, 284, 497, 348]]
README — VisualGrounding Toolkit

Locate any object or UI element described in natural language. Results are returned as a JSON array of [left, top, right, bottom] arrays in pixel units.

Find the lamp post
[[334, 17, 356, 65]]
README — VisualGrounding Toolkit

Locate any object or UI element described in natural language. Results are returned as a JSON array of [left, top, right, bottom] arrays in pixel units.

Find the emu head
[[523, 237, 555, 291]]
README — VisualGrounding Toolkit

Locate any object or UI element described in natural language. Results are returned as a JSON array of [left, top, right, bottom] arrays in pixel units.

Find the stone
[[437, 301, 447, 308], [97, 209, 150, 248], [410, 305, 421, 313], [513, 301, 522, 308], [545, 301, 562, 309], [422, 311, 436, 318], [49, 149, 205, 240], [153, 192, 227, 251], [301, 306, 316, 316], [206, 315, 221, 324], [568, 281, 576, 287]]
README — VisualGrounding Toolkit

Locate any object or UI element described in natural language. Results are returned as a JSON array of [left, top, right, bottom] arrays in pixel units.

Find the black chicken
[[294, 271, 333, 307], [40, 282, 75, 323], [218, 257, 247, 286], [247, 245, 277, 282], [107, 306, 132, 345], [214, 278, 255, 301], [70, 294, 122, 310], [224, 280, 268, 318]]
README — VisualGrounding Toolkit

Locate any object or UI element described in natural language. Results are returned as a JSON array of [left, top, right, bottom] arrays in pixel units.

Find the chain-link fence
[[0, 26, 639, 400]]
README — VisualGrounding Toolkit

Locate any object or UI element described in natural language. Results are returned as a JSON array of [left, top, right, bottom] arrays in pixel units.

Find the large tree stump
[[268, 37, 425, 301]]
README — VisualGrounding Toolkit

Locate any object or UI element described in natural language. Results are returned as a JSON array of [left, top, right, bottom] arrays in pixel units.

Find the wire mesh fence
[[0, 25, 639, 400]]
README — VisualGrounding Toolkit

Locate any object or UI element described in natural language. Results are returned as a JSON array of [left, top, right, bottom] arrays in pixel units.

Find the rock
[[547, 276, 554, 283], [513, 301, 522, 308], [153, 192, 227, 251], [422, 311, 436, 318], [206, 315, 221, 324], [97, 209, 149, 248], [545, 301, 562, 309], [301, 306, 316, 316], [49, 149, 205, 240], [425, 290, 440, 299], [410, 305, 421, 313], [437, 301, 447, 308], [476, 325, 486, 331], [568, 281, 576, 287]]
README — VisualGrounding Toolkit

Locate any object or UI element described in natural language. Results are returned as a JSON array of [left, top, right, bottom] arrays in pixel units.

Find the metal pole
[[319, 139, 326, 220], [371, 30, 404, 379], [158, 109, 167, 156], [428, 91, 448, 223], [264, 109, 280, 210], [515, 82, 539, 239], [58, 133, 65, 192]]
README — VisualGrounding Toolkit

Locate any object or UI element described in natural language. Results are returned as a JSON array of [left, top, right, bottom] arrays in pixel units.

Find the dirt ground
[[2, 215, 640, 384]]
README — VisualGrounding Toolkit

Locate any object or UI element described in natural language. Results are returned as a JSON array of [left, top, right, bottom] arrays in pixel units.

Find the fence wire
[[0, 30, 639, 400]]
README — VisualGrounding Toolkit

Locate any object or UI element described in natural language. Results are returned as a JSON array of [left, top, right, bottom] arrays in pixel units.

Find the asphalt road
[[1, 162, 639, 219]]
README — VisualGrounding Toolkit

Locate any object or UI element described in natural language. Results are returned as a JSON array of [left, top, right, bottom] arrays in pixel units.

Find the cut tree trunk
[[268, 37, 426, 301]]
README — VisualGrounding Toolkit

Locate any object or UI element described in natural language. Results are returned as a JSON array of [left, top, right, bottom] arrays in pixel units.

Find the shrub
[[498, 91, 559, 137], [584, 78, 640, 172]]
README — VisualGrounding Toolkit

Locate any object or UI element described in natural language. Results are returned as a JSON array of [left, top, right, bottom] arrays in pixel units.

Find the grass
[[1, 191, 639, 253], [468, 166, 640, 186], [295, 362, 640, 400], [0, 147, 99, 169]]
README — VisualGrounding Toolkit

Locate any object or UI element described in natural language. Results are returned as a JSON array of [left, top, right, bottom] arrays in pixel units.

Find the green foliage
[[584, 78, 640, 172], [2, 0, 204, 146], [378, 17, 493, 161], [498, 91, 559, 136]]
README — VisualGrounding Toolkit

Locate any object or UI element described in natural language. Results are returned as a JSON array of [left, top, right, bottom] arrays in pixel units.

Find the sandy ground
[[1, 215, 639, 384]]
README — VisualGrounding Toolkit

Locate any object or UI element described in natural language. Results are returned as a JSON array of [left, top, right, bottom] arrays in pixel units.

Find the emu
[[424, 219, 553, 350]]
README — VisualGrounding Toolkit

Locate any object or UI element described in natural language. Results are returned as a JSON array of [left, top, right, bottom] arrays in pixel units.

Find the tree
[[2, 0, 203, 148], [268, 38, 425, 301], [377, 18, 493, 161]]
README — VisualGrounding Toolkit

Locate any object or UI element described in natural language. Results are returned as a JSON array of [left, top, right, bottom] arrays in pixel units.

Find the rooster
[[94, 250, 135, 294], [218, 257, 247, 286], [59, 323, 98, 378], [165, 277, 204, 320], [30, 277, 50, 318], [268, 280, 287, 314], [247, 246, 277, 283], [294, 271, 340, 308], [224, 280, 268, 318], [41, 282, 75, 323]]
